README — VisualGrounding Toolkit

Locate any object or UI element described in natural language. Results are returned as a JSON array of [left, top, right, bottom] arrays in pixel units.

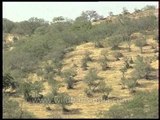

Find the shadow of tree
[[63, 108, 82, 115]]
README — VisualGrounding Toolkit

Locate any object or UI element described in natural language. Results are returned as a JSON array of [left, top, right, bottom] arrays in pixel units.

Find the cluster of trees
[[3, 7, 157, 78], [3, 17, 49, 35], [107, 14, 157, 52]]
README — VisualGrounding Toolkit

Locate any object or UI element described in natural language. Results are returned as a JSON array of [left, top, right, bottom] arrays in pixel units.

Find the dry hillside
[[10, 35, 158, 118]]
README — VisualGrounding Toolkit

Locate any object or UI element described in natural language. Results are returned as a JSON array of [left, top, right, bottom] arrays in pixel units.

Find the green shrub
[[62, 69, 76, 89], [102, 105, 130, 118], [47, 85, 59, 104], [98, 80, 112, 100], [84, 68, 100, 86], [125, 78, 137, 93], [81, 52, 92, 70], [101, 89, 158, 118], [132, 56, 152, 79], [3, 94, 35, 118], [99, 57, 109, 70], [84, 68, 103, 96], [107, 34, 123, 50], [21, 81, 44, 102]]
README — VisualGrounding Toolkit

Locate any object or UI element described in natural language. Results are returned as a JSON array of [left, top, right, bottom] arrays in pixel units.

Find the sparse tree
[[62, 69, 76, 89], [84, 68, 102, 93], [134, 37, 147, 53], [99, 57, 109, 70], [81, 10, 103, 21], [81, 51, 92, 70], [123, 33, 132, 52]]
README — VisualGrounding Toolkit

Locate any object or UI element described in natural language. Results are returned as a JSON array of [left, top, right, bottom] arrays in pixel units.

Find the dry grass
[[10, 36, 158, 118]]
